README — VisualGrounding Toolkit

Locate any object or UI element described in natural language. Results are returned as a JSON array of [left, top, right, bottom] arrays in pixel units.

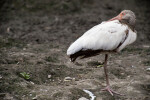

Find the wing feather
[[117, 29, 137, 51], [67, 20, 129, 55]]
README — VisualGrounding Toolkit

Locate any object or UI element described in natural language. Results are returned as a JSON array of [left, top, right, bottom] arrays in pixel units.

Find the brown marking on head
[[108, 10, 136, 29]]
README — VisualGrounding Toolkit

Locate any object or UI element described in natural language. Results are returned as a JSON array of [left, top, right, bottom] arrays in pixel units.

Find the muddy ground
[[0, 0, 150, 100]]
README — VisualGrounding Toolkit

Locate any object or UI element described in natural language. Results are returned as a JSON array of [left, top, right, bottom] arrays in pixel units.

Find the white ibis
[[67, 10, 137, 96]]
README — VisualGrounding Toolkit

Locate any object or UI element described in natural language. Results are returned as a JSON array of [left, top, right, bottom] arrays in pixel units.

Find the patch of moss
[[122, 47, 143, 52], [52, 91, 63, 99], [141, 84, 150, 93], [0, 38, 25, 49], [144, 48, 150, 54], [37, 96, 53, 100], [0, 69, 35, 99], [87, 61, 103, 67], [143, 61, 150, 66], [0, 58, 18, 64], [45, 56, 58, 62], [109, 68, 130, 79], [0, 81, 30, 99], [24, 64, 91, 84], [37, 61, 44, 64]]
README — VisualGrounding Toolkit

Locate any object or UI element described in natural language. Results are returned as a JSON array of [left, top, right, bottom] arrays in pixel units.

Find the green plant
[[97, 64, 103, 68], [20, 72, 30, 80]]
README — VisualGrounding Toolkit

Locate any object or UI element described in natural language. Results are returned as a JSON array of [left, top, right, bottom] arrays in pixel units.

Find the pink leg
[[101, 85, 124, 96], [101, 54, 124, 96]]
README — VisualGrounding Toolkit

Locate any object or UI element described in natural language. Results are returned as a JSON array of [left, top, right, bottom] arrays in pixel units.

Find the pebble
[[48, 75, 52, 79], [23, 48, 26, 50], [131, 65, 136, 68], [0, 75, 2, 79], [7, 27, 10, 32], [143, 45, 150, 48], [30, 81, 35, 85], [64, 77, 75, 81]]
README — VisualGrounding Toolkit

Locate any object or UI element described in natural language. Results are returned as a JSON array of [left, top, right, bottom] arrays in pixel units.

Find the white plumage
[[67, 10, 137, 95], [67, 20, 137, 56]]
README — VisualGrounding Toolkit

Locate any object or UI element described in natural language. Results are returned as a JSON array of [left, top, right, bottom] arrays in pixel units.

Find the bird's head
[[109, 10, 136, 28]]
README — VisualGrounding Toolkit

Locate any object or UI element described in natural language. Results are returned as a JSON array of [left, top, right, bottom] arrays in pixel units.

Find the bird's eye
[[122, 13, 125, 15]]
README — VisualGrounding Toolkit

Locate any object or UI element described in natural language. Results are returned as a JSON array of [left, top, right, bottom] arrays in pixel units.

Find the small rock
[[6, 27, 10, 33], [143, 45, 150, 48], [72, 78, 76, 81], [30, 81, 35, 85], [23, 48, 26, 50], [45, 27, 51, 30], [127, 75, 131, 78], [120, 73, 125, 75], [78, 97, 89, 100], [64, 77, 74, 81], [48, 75, 52, 79], [146, 68, 150, 71], [17, 62, 19, 64], [131, 65, 136, 68], [0, 75, 2, 79]]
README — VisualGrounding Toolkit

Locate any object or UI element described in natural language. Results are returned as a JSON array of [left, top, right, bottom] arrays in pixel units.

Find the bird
[[67, 10, 137, 96]]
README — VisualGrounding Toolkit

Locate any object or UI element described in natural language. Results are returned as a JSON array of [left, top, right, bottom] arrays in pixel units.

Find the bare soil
[[0, 0, 150, 100]]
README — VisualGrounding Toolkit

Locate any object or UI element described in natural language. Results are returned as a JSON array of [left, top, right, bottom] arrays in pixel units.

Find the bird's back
[[67, 20, 136, 62]]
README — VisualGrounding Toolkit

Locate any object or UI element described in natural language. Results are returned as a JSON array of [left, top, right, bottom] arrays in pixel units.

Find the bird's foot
[[101, 86, 125, 96]]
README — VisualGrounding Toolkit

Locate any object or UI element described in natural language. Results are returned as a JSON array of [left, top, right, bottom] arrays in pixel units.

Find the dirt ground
[[0, 0, 150, 100]]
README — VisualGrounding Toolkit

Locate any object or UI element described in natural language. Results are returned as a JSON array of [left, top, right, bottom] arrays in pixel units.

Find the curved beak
[[108, 14, 121, 21]]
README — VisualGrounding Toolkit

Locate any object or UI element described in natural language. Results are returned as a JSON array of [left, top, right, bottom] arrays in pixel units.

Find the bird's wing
[[67, 20, 132, 55], [117, 29, 137, 51]]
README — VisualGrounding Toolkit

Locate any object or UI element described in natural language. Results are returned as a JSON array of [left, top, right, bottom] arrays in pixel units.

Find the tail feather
[[69, 49, 102, 62]]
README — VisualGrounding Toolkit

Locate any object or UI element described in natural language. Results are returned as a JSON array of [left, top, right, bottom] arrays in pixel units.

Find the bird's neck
[[119, 20, 135, 32]]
